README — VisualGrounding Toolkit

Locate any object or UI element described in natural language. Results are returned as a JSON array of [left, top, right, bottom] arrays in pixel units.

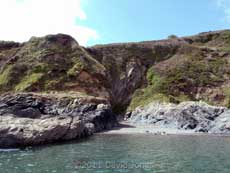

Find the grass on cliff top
[[192, 30, 230, 50]]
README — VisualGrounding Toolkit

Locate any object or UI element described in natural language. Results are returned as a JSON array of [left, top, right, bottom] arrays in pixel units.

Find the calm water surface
[[0, 134, 230, 173]]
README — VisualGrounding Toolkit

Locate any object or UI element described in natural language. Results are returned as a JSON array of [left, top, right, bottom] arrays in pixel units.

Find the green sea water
[[1, 134, 230, 173]]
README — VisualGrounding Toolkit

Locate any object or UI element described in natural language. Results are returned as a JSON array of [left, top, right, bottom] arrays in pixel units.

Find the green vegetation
[[44, 79, 63, 90], [15, 73, 43, 91], [0, 65, 13, 87], [33, 63, 49, 73], [0, 34, 108, 93], [193, 30, 230, 50], [128, 68, 191, 110], [220, 30, 230, 44], [168, 35, 178, 39], [129, 92, 170, 110], [0, 64, 28, 92], [218, 47, 230, 52], [67, 60, 84, 77], [128, 51, 228, 110], [159, 58, 225, 97]]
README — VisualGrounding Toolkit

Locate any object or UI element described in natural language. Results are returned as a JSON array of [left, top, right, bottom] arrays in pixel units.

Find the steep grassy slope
[[129, 30, 230, 110], [0, 34, 108, 99], [129, 45, 230, 109], [1, 30, 230, 113]]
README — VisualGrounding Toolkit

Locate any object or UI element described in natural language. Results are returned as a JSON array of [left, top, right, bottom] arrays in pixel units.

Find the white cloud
[[0, 0, 98, 46], [216, 0, 230, 22]]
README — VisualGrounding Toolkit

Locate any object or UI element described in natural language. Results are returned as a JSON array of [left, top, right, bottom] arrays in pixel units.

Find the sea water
[[0, 134, 230, 173]]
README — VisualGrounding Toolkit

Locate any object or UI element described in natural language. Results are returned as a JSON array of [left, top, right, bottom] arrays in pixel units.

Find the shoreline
[[1, 122, 230, 150], [100, 122, 230, 136]]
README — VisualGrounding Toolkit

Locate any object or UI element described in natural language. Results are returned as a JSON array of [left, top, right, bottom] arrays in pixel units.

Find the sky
[[0, 0, 230, 46]]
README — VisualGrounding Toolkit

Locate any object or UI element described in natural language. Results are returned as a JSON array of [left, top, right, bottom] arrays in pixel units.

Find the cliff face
[[89, 30, 230, 111], [1, 30, 230, 113]]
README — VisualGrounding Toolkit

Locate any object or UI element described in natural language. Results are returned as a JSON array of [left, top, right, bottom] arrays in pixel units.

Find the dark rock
[[0, 94, 117, 148], [13, 108, 41, 119], [0, 41, 20, 50], [86, 109, 117, 132]]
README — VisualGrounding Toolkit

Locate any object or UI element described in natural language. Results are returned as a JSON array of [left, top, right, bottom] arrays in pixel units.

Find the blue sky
[[0, 0, 230, 46], [78, 0, 230, 45]]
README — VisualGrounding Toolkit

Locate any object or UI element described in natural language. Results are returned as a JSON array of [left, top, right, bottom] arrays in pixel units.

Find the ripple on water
[[0, 135, 230, 173]]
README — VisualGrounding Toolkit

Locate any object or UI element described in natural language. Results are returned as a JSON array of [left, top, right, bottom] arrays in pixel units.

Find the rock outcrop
[[127, 101, 230, 134], [0, 93, 117, 148]]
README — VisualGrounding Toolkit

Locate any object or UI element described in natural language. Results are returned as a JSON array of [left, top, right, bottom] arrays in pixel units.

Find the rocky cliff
[[2, 30, 230, 112], [1, 30, 230, 147]]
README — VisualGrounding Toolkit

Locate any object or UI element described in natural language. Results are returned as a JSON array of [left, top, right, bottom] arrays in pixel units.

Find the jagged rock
[[13, 107, 41, 119], [128, 101, 228, 133], [209, 110, 230, 133], [0, 94, 117, 148]]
